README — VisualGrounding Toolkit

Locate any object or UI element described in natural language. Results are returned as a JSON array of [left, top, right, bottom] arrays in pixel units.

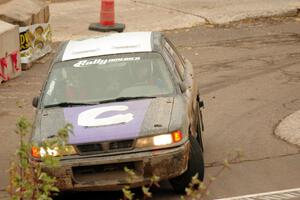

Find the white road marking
[[215, 188, 300, 200]]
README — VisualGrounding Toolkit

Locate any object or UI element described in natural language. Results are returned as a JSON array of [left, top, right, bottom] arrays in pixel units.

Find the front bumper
[[41, 141, 190, 191]]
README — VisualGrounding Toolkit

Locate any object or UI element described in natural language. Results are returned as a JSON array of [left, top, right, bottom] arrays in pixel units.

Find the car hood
[[33, 96, 185, 144]]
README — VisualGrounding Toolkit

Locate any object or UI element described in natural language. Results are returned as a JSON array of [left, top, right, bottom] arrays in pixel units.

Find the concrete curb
[[0, 0, 49, 26], [133, 0, 300, 25], [49, 0, 300, 41], [208, 8, 299, 25], [275, 110, 300, 147]]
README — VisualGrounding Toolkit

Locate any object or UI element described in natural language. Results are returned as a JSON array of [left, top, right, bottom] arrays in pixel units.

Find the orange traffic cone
[[89, 0, 125, 32]]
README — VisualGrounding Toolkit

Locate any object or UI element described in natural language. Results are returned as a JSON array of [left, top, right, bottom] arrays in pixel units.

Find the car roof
[[56, 32, 163, 62]]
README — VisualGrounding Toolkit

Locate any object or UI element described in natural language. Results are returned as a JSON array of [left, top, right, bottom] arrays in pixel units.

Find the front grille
[[110, 140, 134, 150], [76, 143, 102, 153], [76, 139, 134, 155]]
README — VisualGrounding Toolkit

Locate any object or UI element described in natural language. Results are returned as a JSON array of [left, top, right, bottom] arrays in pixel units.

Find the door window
[[164, 39, 185, 81]]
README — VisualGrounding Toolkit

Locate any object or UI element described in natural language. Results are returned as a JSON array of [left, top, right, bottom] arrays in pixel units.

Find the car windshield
[[42, 52, 175, 107]]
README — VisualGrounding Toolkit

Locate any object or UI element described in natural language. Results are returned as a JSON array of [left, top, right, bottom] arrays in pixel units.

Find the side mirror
[[32, 96, 40, 108], [197, 95, 204, 108], [199, 100, 204, 108], [179, 82, 187, 93]]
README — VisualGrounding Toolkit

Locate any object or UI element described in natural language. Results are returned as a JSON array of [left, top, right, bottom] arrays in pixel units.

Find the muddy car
[[30, 32, 205, 193]]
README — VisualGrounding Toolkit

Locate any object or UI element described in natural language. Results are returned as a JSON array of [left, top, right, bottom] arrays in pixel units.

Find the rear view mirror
[[32, 96, 40, 108]]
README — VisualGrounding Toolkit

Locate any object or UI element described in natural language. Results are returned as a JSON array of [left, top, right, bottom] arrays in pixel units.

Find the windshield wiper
[[98, 96, 156, 104], [44, 102, 96, 108], [44, 96, 156, 108]]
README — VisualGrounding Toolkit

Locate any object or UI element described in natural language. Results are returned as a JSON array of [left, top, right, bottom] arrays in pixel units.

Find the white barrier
[[0, 20, 22, 84], [19, 23, 52, 64]]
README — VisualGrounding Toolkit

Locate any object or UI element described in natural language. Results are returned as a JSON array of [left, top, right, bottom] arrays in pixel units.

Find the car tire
[[196, 104, 204, 151], [169, 135, 204, 194], [196, 130, 204, 152]]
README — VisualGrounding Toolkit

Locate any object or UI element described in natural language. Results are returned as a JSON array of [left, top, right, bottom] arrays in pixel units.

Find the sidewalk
[[50, 0, 300, 41]]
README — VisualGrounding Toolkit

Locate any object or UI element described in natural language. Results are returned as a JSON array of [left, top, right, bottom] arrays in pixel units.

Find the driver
[[130, 62, 163, 88]]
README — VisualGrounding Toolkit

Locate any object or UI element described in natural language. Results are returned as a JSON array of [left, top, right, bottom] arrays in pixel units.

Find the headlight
[[40, 147, 59, 157], [31, 145, 77, 158], [136, 130, 183, 149], [153, 134, 173, 146]]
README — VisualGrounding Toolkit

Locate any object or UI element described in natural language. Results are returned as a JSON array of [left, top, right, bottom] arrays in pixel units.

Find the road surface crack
[[279, 68, 300, 84], [130, 0, 211, 24], [176, 33, 300, 50], [197, 58, 300, 94], [205, 151, 300, 168]]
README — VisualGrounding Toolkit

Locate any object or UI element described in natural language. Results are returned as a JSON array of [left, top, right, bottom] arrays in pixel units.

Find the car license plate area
[[72, 162, 142, 183]]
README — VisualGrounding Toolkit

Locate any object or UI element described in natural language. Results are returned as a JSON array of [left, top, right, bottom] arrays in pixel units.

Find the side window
[[164, 39, 185, 80], [162, 48, 181, 81]]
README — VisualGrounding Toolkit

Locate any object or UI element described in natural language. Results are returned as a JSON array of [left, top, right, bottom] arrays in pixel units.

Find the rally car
[[31, 32, 205, 193]]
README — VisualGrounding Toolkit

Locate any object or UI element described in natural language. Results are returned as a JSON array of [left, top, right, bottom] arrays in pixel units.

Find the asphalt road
[[1, 19, 300, 199]]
